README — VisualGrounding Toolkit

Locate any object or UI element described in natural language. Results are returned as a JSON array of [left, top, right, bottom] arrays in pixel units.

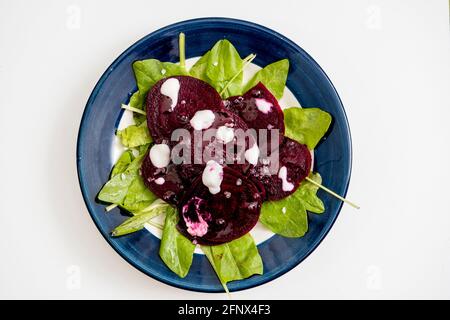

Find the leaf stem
[[179, 32, 186, 70], [121, 104, 146, 115], [305, 177, 360, 209], [219, 53, 256, 97], [105, 203, 118, 212]]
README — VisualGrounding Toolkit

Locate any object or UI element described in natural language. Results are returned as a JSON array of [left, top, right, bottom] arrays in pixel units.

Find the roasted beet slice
[[174, 109, 258, 181], [226, 82, 285, 151], [247, 137, 311, 200], [146, 76, 224, 143], [177, 167, 262, 245], [141, 150, 185, 205]]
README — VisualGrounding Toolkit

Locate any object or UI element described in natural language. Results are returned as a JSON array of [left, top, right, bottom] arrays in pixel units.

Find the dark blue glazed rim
[[77, 17, 352, 292]]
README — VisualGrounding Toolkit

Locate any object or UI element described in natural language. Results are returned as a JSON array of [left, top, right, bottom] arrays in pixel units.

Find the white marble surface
[[0, 0, 449, 299]]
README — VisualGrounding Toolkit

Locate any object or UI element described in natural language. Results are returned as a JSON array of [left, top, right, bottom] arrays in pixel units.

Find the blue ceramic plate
[[77, 18, 352, 292]]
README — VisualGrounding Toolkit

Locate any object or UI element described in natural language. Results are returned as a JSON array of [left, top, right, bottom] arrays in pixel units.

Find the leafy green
[[129, 59, 188, 125], [131, 59, 188, 110], [116, 122, 152, 148], [98, 170, 137, 205], [283, 107, 332, 150], [121, 176, 158, 212], [189, 51, 210, 80], [128, 92, 146, 125], [159, 207, 196, 278], [189, 40, 243, 98], [260, 195, 308, 238], [125, 149, 147, 172], [111, 150, 134, 178], [201, 234, 263, 287], [111, 201, 169, 237], [296, 172, 325, 214], [98, 146, 155, 214], [243, 59, 289, 100], [259, 172, 325, 237]]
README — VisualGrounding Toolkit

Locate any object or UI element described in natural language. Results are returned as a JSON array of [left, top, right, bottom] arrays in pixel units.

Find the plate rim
[[76, 17, 353, 293]]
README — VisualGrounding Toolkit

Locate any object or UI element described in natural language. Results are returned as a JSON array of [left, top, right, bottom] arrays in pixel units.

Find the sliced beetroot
[[226, 82, 285, 151], [141, 149, 185, 205], [247, 137, 311, 200], [175, 109, 258, 181], [177, 167, 262, 245], [146, 76, 224, 143]]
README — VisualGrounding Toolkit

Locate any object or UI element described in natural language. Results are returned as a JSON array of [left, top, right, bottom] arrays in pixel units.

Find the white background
[[1, 0, 449, 299]]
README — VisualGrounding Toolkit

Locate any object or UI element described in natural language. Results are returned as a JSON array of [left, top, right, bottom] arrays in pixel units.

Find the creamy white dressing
[[245, 143, 260, 165], [255, 98, 273, 114], [190, 110, 215, 130], [216, 125, 234, 144], [186, 218, 209, 237], [149, 144, 171, 168], [202, 160, 223, 194], [160, 78, 180, 111], [278, 166, 294, 192], [154, 177, 165, 185]]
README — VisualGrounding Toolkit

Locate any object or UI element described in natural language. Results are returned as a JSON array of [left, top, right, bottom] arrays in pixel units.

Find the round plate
[[77, 18, 352, 292]]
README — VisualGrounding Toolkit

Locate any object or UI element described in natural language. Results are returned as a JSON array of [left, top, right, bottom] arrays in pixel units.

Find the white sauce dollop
[[149, 144, 171, 168], [278, 166, 294, 192], [216, 125, 234, 144], [190, 110, 216, 130], [255, 98, 273, 114], [160, 78, 180, 111], [244, 143, 260, 165], [202, 160, 223, 194], [154, 177, 165, 185], [186, 216, 209, 237]]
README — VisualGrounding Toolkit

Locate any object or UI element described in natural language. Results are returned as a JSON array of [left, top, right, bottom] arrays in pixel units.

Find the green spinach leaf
[[98, 146, 154, 213], [260, 195, 308, 238], [283, 107, 332, 150], [116, 122, 152, 148], [128, 92, 146, 125], [131, 59, 188, 110], [159, 207, 196, 278], [98, 171, 137, 205], [121, 176, 158, 213], [259, 172, 325, 237], [189, 50, 210, 81], [189, 40, 243, 98], [201, 234, 263, 286], [111, 201, 169, 236], [296, 172, 325, 214], [243, 59, 289, 100], [111, 150, 134, 178]]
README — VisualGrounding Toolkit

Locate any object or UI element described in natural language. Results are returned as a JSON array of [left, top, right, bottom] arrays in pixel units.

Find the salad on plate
[[97, 33, 356, 292]]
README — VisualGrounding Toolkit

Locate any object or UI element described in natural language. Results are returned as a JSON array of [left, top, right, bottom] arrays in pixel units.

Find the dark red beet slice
[[247, 137, 311, 200], [146, 76, 224, 143], [175, 109, 258, 182], [225, 82, 285, 152], [176, 167, 262, 245], [141, 149, 185, 205]]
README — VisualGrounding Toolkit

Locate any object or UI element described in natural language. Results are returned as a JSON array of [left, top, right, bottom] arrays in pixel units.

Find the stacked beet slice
[[141, 75, 311, 245]]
